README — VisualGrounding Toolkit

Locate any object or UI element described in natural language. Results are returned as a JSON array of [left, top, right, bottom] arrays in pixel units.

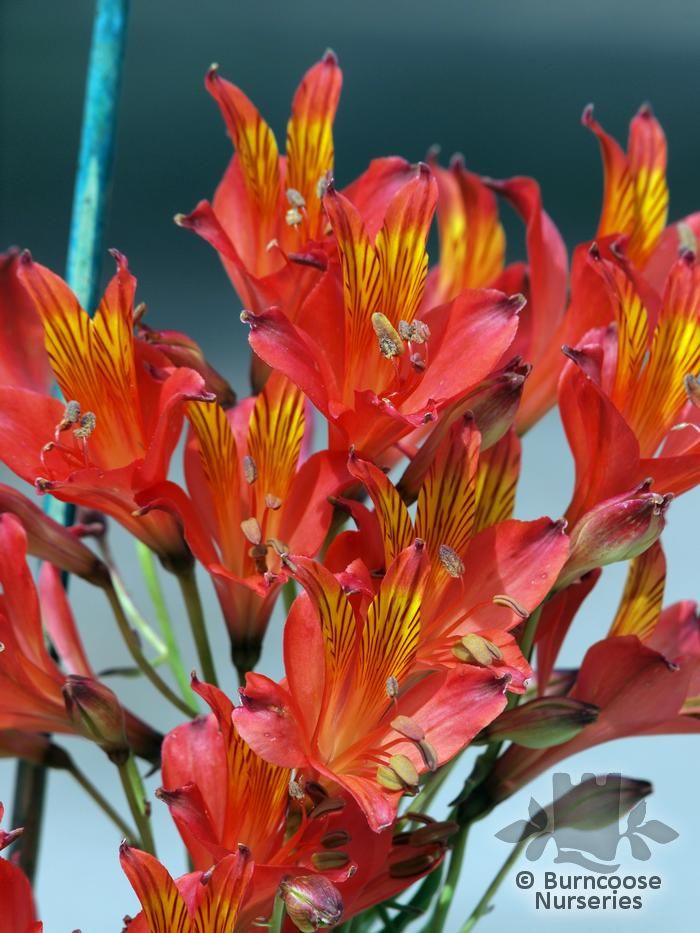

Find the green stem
[[136, 542, 197, 707], [424, 823, 470, 933], [177, 564, 218, 686], [459, 839, 527, 933], [106, 585, 196, 717], [269, 895, 285, 933], [409, 754, 460, 816], [282, 577, 297, 615], [69, 761, 137, 840], [118, 755, 156, 855]]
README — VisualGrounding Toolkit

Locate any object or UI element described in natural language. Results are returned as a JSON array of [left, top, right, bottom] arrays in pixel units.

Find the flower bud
[[464, 358, 530, 449], [551, 772, 652, 832], [62, 675, 129, 763], [279, 875, 344, 932], [479, 697, 599, 749], [0, 484, 109, 586], [136, 323, 236, 409], [556, 482, 671, 590]]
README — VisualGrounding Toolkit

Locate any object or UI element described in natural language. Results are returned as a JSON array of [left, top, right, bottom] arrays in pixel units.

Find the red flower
[[0, 251, 213, 566], [0, 803, 42, 933], [243, 167, 523, 460], [137, 372, 348, 673], [0, 250, 52, 394]]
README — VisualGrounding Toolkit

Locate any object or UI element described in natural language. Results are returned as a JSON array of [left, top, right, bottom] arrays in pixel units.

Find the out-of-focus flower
[[0, 249, 52, 394], [560, 247, 700, 522], [137, 372, 348, 674], [242, 167, 524, 460], [0, 513, 161, 762], [0, 803, 43, 933], [0, 251, 213, 567], [488, 543, 700, 801]]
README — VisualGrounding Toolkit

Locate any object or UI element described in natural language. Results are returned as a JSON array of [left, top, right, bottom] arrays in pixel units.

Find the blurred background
[[1, 1, 699, 929]]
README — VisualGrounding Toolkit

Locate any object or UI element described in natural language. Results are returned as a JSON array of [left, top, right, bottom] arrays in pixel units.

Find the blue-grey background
[[1, 1, 699, 929]]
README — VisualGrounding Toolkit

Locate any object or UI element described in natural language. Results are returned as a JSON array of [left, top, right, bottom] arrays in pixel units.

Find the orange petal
[[583, 105, 636, 245], [608, 542, 666, 640], [286, 51, 342, 237], [349, 542, 427, 724], [206, 66, 281, 234], [185, 398, 241, 565], [473, 429, 521, 534], [323, 185, 381, 389], [432, 157, 504, 302], [415, 417, 480, 575], [192, 850, 254, 933], [120, 843, 191, 933], [374, 164, 437, 326], [347, 453, 413, 567], [247, 372, 305, 513], [627, 105, 668, 265]]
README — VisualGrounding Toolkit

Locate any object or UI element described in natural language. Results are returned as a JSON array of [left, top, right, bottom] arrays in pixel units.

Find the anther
[[377, 754, 420, 794], [243, 455, 258, 484], [286, 207, 303, 226], [265, 493, 283, 510], [288, 778, 305, 800], [452, 633, 503, 666], [386, 675, 400, 700], [398, 319, 431, 344], [391, 715, 425, 742], [684, 373, 700, 408], [73, 411, 96, 439], [311, 851, 350, 871], [372, 312, 404, 359], [55, 400, 81, 439], [438, 544, 464, 578], [316, 174, 331, 199], [240, 517, 262, 545], [321, 830, 351, 849], [286, 188, 306, 208]]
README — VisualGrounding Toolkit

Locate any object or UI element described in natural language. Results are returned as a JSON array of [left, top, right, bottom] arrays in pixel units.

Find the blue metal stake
[[11, 0, 130, 883]]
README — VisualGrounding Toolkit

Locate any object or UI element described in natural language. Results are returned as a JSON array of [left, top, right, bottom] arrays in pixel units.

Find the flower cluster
[[1, 53, 699, 932]]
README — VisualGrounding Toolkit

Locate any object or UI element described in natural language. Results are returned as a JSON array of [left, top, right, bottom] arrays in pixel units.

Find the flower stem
[[176, 564, 218, 686], [106, 584, 197, 717], [118, 755, 156, 855], [136, 542, 197, 708], [459, 839, 527, 933], [68, 760, 137, 840], [518, 603, 543, 663], [424, 823, 470, 933]]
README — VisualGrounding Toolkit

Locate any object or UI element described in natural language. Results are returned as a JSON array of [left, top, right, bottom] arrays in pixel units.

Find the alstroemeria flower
[[175, 54, 343, 338], [158, 677, 450, 923], [339, 419, 569, 679], [243, 166, 523, 460], [1, 803, 42, 933], [137, 372, 348, 674], [488, 542, 700, 802], [0, 513, 161, 762], [233, 541, 518, 831], [559, 247, 700, 524], [424, 153, 569, 431], [0, 251, 213, 567], [0, 249, 52, 394], [513, 105, 700, 430]]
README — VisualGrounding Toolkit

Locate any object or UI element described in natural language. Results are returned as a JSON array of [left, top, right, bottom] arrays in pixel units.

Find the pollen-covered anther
[[310, 851, 350, 871], [684, 373, 700, 409], [316, 174, 331, 200], [240, 517, 262, 545], [386, 675, 400, 700], [286, 207, 303, 226], [55, 399, 81, 438], [288, 778, 305, 800], [438, 544, 464, 578], [492, 594, 529, 619], [286, 188, 306, 209], [265, 493, 283, 510], [452, 633, 503, 666], [243, 455, 258, 484], [73, 411, 96, 439], [398, 319, 431, 344], [372, 312, 405, 359]]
